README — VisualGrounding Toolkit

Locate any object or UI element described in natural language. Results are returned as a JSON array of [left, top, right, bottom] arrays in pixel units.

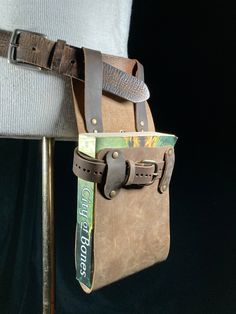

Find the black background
[[0, 1, 235, 313]]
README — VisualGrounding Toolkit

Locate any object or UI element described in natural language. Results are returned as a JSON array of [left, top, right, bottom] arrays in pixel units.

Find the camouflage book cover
[[75, 132, 177, 288]]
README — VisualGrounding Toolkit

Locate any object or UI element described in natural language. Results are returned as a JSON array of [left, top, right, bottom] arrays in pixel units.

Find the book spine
[[76, 138, 96, 289]]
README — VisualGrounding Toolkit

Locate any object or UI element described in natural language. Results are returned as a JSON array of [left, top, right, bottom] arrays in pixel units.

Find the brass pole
[[42, 137, 55, 314]]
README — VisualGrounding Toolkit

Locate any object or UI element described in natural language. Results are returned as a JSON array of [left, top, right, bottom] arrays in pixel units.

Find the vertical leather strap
[[134, 61, 148, 131], [83, 47, 103, 132], [51, 39, 67, 73]]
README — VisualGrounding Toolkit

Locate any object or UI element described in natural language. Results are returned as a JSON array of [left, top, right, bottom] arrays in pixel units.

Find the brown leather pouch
[[70, 47, 177, 293], [74, 142, 176, 293]]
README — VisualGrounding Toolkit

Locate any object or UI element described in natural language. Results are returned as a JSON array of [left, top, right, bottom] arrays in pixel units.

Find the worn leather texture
[[73, 149, 164, 187], [0, 0, 133, 138], [78, 145, 173, 293], [71, 78, 155, 134], [134, 61, 149, 131], [69, 45, 154, 133], [103, 150, 127, 199], [0, 30, 149, 103], [82, 48, 103, 132], [159, 147, 175, 193]]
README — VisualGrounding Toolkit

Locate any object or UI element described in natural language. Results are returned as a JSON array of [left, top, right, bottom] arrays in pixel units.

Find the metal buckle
[[141, 159, 161, 185], [8, 29, 47, 71]]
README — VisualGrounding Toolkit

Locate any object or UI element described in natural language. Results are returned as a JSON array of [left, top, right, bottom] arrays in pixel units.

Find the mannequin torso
[[0, 0, 132, 138]]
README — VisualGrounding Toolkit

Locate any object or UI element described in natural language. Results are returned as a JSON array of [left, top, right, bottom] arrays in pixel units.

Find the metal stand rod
[[42, 137, 55, 314]]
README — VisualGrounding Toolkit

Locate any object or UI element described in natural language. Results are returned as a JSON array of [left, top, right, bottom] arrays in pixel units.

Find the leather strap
[[83, 48, 103, 132], [134, 61, 148, 131], [159, 147, 175, 193], [103, 150, 127, 199], [0, 29, 150, 102], [73, 149, 164, 186]]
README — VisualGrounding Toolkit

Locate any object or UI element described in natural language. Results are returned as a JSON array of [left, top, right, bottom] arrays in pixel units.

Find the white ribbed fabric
[[0, 0, 132, 139]]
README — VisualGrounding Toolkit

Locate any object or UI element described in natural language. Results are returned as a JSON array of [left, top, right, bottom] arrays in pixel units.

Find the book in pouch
[[75, 131, 177, 292]]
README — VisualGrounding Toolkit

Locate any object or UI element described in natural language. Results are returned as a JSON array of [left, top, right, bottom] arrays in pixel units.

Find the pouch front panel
[[82, 145, 173, 292]]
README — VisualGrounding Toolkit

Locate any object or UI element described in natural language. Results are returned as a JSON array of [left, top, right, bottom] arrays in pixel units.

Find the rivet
[[168, 148, 173, 155], [112, 151, 119, 159], [93, 129, 98, 133], [110, 190, 116, 198], [91, 118, 97, 125], [162, 184, 167, 191], [140, 120, 145, 127]]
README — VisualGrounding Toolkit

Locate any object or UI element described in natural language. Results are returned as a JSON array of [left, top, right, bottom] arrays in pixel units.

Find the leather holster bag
[[0, 29, 176, 293], [71, 49, 176, 292]]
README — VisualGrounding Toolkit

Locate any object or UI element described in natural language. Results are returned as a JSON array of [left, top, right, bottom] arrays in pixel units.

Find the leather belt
[[0, 28, 149, 102], [73, 149, 165, 199]]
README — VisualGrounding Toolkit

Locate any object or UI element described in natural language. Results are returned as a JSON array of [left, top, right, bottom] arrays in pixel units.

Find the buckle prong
[[8, 29, 47, 71]]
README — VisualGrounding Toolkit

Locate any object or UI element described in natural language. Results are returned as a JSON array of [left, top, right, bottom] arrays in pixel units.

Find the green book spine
[[75, 137, 96, 289], [76, 132, 177, 288]]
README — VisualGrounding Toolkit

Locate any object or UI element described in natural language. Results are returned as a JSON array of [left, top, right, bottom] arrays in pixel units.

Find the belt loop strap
[[134, 61, 148, 132], [51, 39, 66, 73], [125, 160, 136, 186], [83, 47, 103, 133]]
